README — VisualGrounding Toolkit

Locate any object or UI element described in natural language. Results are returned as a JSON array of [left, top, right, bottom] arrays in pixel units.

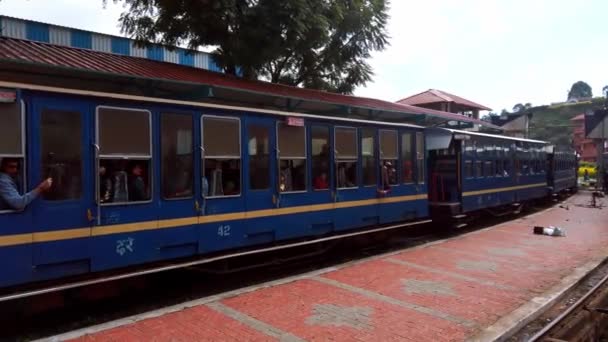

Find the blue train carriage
[[425, 128, 549, 222], [0, 86, 430, 289], [547, 146, 578, 195]]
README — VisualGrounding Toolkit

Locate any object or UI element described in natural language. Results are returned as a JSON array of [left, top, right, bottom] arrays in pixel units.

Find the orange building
[[571, 114, 598, 162]]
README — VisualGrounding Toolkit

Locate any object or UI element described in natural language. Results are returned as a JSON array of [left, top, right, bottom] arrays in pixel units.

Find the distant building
[[489, 112, 532, 139], [396, 89, 491, 120], [571, 114, 598, 162]]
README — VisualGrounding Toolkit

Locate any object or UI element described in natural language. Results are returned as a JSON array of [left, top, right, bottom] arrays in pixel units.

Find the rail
[[530, 272, 608, 341]]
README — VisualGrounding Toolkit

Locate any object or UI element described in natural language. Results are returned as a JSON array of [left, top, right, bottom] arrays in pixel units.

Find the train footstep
[[533, 225, 566, 237]]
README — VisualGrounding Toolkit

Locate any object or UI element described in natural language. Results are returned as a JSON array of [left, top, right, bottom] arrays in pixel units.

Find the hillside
[[527, 97, 606, 146]]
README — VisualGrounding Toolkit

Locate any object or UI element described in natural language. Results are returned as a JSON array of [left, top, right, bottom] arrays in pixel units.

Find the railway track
[[530, 273, 608, 341]]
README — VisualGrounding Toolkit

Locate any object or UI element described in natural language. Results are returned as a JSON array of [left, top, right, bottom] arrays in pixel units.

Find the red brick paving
[[222, 279, 468, 341], [321, 259, 524, 325], [70, 193, 608, 341]]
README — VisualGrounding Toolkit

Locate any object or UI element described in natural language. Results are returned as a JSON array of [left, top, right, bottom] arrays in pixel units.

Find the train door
[[274, 118, 316, 239], [0, 96, 34, 287], [29, 96, 93, 280], [241, 116, 278, 245], [92, 105, 158, 271], [306, 123, 334, 235], [156, 110, 199, 259], [199, 114, 247, 252]]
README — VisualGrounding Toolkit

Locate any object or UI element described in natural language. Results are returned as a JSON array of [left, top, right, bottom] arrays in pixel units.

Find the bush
[[580, 161, 597, 168], [578, 165, 597, 178]]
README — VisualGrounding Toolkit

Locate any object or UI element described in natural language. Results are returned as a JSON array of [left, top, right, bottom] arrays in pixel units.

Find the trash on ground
[[533, 225, 566, 237]]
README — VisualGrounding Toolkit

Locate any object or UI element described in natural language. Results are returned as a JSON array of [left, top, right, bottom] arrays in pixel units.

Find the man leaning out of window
[[0, 158, 52, 211]]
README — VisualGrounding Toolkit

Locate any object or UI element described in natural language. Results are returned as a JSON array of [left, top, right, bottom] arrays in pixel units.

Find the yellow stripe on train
[[462, 183, 547, 197], [0, 194, 428, 247]]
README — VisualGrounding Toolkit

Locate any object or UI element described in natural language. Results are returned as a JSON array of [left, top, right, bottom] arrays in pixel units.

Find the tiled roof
[[397, 89, 492, 111], [570, 114, 585, 121], [0, 37, 499, 128]]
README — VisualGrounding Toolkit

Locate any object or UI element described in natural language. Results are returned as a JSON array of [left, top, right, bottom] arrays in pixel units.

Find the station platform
[[53, 192, 608, 341]]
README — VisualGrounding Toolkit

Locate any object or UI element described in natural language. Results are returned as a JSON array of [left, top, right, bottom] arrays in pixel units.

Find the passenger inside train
[[0, 157, 52, 211]]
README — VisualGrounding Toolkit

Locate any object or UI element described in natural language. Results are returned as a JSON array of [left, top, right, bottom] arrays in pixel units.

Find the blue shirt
[[0, 172, 38, 211]]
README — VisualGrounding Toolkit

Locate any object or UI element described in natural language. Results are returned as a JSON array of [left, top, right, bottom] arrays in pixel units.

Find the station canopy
[[0, 37, 500, 130]]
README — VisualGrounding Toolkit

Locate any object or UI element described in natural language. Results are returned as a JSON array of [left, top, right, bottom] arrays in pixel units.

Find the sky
[[0, 0, 606, 113]]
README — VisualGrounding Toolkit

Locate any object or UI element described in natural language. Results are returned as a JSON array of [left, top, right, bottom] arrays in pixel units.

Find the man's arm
[[0, 177, 40, 211]]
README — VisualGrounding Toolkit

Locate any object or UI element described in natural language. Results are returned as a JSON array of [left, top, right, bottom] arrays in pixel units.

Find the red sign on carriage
[[286, 117, 304, 127], [0, 88, 17, 103]]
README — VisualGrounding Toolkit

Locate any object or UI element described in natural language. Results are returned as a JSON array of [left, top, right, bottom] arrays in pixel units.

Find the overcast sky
[[1, 0, 606, 112]]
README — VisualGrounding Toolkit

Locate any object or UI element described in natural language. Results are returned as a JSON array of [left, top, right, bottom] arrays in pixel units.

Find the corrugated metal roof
[[0, 15, 218, 72], [0, 36, 499, 129], [397, 89, 492, 111]]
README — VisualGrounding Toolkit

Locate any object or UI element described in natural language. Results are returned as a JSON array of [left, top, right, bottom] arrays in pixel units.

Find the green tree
[[107, 0, 390, 94], [603, 85, 608, 97], [512, 103, 532, 112], [481, 112, 499, 122], [568, 81, 593, 101]]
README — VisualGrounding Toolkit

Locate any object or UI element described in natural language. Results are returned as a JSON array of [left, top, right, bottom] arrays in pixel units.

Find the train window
[[484, 161, 493, 178], [0, 102, 22, 156], [311, 125, 330, 191], [464, 160, 473, 178], [277, 122, 306, 192], [380, 130, 398, 186], [416, 132, 425, 184], [495, 160, 503, 177], [0, 102, 26, 212], [161, 113, 193, 199], [503, 160, 510, 177], [41, 109, 82, 201], [401, 132, 414, 183], [475, 160, 483, 178], [522, 160, 529, 175], [335, 127, 357, 189], [248, 124, 271, 191], [98, 107, 152, 204], [203, 116, 241, 197], [361, 128, 376, 187]]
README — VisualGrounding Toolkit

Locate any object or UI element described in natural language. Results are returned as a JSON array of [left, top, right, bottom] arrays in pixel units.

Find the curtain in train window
[[335, 127, 357, 189], [380, 130, 398, 187], [0, 102, 26, 208], [277, 123, 306, 192], [161, 113, 193, 199], [401, 132, 413, 183], [311, 126, 330, 190], [203, 116, 241, 197], [416, 132, 425, 184], [361, 128, 376, 186], [41, 109, 82, 201], [97, 107, 152, 204], [248, 124, 271, 191]]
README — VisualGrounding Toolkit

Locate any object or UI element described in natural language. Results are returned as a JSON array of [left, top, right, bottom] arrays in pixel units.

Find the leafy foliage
[[603, 85, 608, 98], [528, 97, 605, 146], [481, 112, 499, 122], [512, 103, 532, 112], [106, 0, 390, 94], [567, 81, 593, 100]]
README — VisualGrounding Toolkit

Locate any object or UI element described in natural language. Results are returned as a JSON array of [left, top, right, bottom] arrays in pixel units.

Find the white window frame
[[276, 121, 308, 194], [96, 105, 153, 206], [0, 100, 26, 214], [334, 126, 358, 190], [202, 114, 242, 199]]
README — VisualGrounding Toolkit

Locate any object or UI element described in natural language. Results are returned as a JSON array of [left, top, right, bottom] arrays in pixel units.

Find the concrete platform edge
[[467, 252, 608, 342]]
